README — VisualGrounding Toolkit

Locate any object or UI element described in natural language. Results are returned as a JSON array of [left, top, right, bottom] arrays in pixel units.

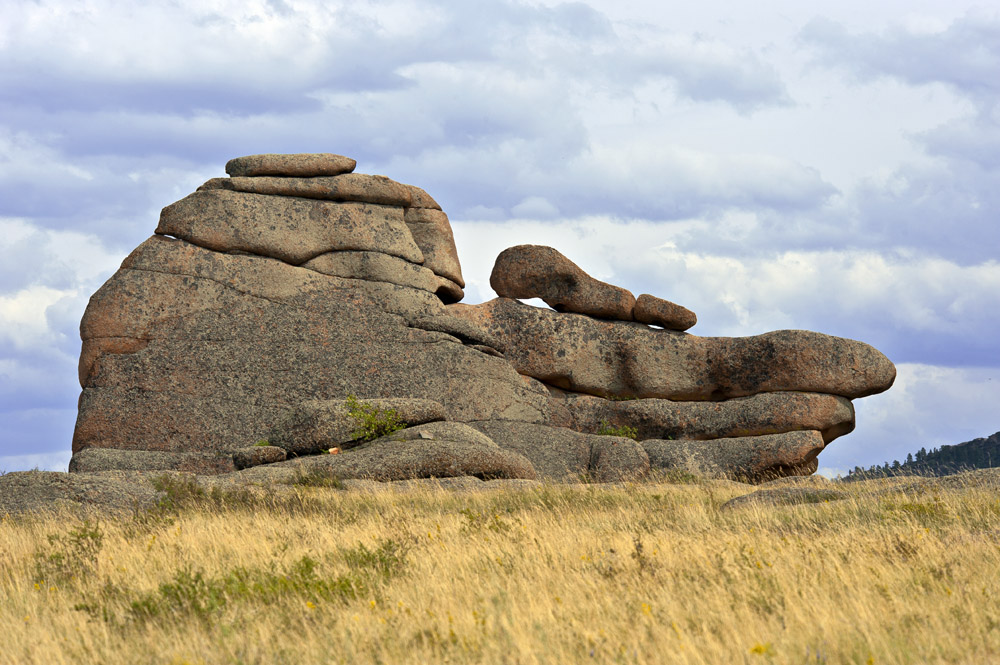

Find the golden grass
[[2, 474, 999, 665]]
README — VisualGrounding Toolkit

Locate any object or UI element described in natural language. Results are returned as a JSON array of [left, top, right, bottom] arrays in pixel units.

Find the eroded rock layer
[[70, 153, 896, 483]]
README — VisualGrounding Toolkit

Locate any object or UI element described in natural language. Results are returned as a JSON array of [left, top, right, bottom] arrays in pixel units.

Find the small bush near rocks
[[596, 420, 639, 440], [33, 519, 103, 585], [150, 474, 208, 513], [346, 394, 405, 442]]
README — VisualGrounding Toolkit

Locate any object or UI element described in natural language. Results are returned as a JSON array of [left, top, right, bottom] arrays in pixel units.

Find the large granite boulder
[[643, 431, 828, 481], [68, 153, 896, 485], [236, 422, 538, 483], [545, 390, 855, 444], [450, 298, 894, 401], [633, 293, 697, 332], [490, 244, 635, 321], [269, 397, 449, 456]]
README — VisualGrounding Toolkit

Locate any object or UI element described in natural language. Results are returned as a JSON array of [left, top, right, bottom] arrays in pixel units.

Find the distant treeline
[[844, 431, 1000, 480]]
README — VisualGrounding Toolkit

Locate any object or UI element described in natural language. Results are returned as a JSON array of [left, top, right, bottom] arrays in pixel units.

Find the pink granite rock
[[633, 293, 697, 331], [490, 245, 635, 320], [225, 153, 356, 177]]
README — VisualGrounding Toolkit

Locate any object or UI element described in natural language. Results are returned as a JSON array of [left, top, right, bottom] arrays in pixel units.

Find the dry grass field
[[1, 472, 999, 665]]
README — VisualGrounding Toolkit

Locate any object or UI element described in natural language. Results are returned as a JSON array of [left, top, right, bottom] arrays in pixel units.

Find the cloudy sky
[[2, 0, 998, 476]]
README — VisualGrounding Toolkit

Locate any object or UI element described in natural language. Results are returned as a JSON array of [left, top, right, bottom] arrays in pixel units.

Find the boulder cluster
[[69, 153, 896, 485]]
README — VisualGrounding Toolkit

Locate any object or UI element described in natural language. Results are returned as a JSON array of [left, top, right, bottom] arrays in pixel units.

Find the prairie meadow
[[1, 472, 998, 665]]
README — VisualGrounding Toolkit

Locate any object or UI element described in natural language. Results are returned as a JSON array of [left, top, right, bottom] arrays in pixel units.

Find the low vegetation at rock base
[[344, 394, 405, 442], [596, 420, 640, 441], [2, 474, 998, 665]]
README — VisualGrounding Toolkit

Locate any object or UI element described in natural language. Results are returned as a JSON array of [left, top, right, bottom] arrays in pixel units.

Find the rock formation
[[69, 153, 896, 484]]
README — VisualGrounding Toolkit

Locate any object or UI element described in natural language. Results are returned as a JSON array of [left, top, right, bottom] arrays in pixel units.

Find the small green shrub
[[253, 439, 271, 447], [346, 394, 405, 441], [34, 519, 104, 585], [596, 420, 639, 440], [150, 474, 207, 512], [340, 539, 409, 580], [147, 474, 272, 514], [127, 556, 369, 626]]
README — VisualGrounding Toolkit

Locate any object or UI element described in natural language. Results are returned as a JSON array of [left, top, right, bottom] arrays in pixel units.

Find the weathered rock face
[[269, 398, 448, 456], [226, 153, 357, 177], [491, 244, 636, 321], [70, 152, 896, 483], [545, 390, 855, 444], [158, 190, 423, 265], [225, 174, 414, 207], [450, 298, 895, 401], [633, 294, 697, 332], [643, 431, 827, 480]]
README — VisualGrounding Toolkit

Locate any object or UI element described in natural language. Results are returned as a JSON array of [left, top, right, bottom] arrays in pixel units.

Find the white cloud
[[919, 109, 1000, 169], [0, 450, 72, 473], [511, 196, 560, 218], [0, 286, 75, 349], [800, 12, 1000, 107], [0, 218, 122, 289], [1, 0, 789, 116], [0, 130, 98, 187], [452, 216, 1000, 365]]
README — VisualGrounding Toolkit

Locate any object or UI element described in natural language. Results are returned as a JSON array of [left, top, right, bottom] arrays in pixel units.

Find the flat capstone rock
[[225, 153, 357, 177]]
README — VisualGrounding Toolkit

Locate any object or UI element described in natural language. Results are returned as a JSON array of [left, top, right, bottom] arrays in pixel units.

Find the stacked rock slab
[[73, 153, 546, 477], [70, 153, 896, 483]]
